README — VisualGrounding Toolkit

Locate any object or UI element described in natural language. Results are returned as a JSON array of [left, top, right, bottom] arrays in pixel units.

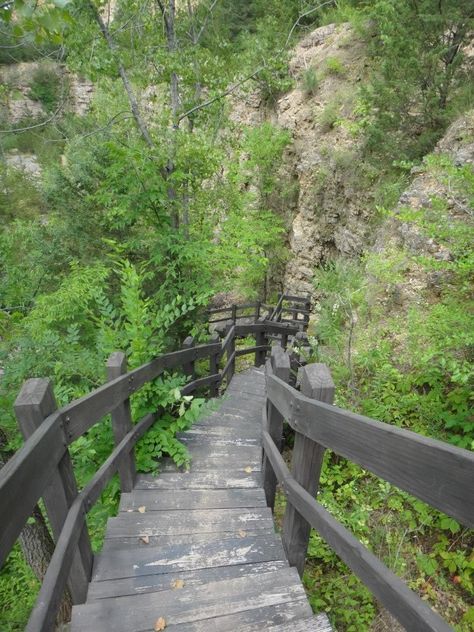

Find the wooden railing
[[0, 306, 303, 631], [207, 292, 311, 330], [262, 347, 474, 632]]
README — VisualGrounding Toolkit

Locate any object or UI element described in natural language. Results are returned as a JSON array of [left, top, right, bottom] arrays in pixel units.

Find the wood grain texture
[[93, 534, 286, 581], [107, 352, 136, 493], [262, 430, 453, 632], [119, 488, 267, 512], [15, 378, 92, 603], [72, 567, 306, 632], [135, 470, 262, 490], [283, 363, 334, 576], [267, 373, 474, 526], [0, 411, 65, 567], [87, 560, 289, 600]]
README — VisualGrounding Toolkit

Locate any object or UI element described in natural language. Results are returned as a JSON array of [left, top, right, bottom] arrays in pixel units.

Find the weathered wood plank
[[0, 411, 65, 567], [105, 507, 274, 538], [14, 378, 92, 603], [100, 528, 277, 552], [107, 352, 136, 493], [72, 567, 306, 632], [119, 488, 268, 513], [93, 534, 286, 581], [283, 364, 334, 576], [87, 560, 289, 600], [267, 373, 474, 526], [239, 614, 332, 632], [262, 431, 453, 632], [134, 470, 261, 490]]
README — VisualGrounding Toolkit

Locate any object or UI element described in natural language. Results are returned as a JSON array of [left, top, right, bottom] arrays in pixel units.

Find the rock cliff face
[[231, 23, 375, 296]]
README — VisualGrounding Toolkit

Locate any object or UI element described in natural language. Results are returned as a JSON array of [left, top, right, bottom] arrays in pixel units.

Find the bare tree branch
[[285, 1, 335, 47], [87, 0, 154, 148]]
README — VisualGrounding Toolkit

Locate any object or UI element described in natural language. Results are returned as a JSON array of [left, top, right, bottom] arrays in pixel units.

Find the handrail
[[262, 352, 473, 632], [0, 299, 311, 630], [266, 372, 474, 526]]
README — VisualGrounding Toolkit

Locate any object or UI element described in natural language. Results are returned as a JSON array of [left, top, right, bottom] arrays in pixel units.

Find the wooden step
[[104, 507, 274, 539], [238, 614, 333, 632], [93, 533, 286, 582], [72, 567, 308, 631], [135, 470, 261, 490], [119, 488, 267, 512], [100, 527, 277, 552], [87, 559, 288, 601]]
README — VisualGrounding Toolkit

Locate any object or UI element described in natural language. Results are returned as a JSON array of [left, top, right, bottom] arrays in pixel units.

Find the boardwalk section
[[71, 367, 331, 631]]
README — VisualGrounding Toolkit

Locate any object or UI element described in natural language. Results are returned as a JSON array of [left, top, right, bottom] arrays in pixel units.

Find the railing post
[[255, 301, 261, 323], [182, 335, 196, 379], [225, 320, 235, 382], [255, 316, 268, 366], [209, 332, 220, 397], [282, 363, 335, 577], [106, 352, 136, 493], [303, 297, 311, 330], [263, 346, 290, 510], [281, 322, 290, 350], [231, 304, 237, 324], [14, 379, 92, 603]]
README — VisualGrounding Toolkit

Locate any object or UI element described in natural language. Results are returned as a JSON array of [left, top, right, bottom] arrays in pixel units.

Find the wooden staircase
[[70, 367, 331, 631]]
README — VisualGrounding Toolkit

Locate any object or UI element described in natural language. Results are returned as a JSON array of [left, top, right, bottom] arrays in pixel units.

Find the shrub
[[301, 67, 319, 96], [27, 67, 64, 112]]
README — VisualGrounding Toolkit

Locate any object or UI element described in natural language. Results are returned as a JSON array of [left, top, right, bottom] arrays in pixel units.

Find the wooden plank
[[107, 352, 136, 493], [179, 433, 259, 447], [180, 373, 220, 396], [26, 498, 86, 632], [267, 373, 474, 527], [100, 528, 277, 551], [263, 350, 290, 510], [235, 344, 269, 358], [71, 567, 306, 632], [14, 378, 92, 603], [177, 424, 262, 440], [281, 294, 309, 303], [283, 364, 334, 576], [134, 470, 261, 490], [105, 507, 273, 538], [0, 411, 65, 567], [239, 614, 332, 632], [159, 601, 313, 632], [87, 560, 289, 600], [93, 533, 285, 581], [262, 431, 453, 632]]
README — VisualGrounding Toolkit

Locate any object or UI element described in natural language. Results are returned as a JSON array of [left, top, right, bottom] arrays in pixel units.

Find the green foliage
[[324, 56, 345, 76], [0, 545, 39, 631], [301, 67, 319, 96], [356, 0, 474, 160], [310, 153, 473, 629], [27, 66, 63, 111]]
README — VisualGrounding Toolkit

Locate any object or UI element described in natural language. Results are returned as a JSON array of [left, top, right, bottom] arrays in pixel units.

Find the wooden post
[[255, 301, 261, 323], [231, 304, 237, 324], [14, 379, 92, 603], [225, 320, 236, 383], [303, 297, 311, 330], [106, 352, 136, 493], [281, 323, 290, 350], [255, 316, 268, 366], [209, 332, 220, 397], [263, 346, 290, 510], [182, 335, 196, 379], [282, 363, 334, 577]]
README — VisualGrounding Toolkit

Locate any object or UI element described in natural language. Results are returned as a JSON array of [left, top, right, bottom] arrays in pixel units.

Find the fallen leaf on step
[[238, 529, 246, 538], [140, 535, 149, 544], [244, 466, 252, 473], [154, 617, 166, 631], [171, 579, 184, 589], [126, 509, 133, 513], [138, 506, 146, 513]]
